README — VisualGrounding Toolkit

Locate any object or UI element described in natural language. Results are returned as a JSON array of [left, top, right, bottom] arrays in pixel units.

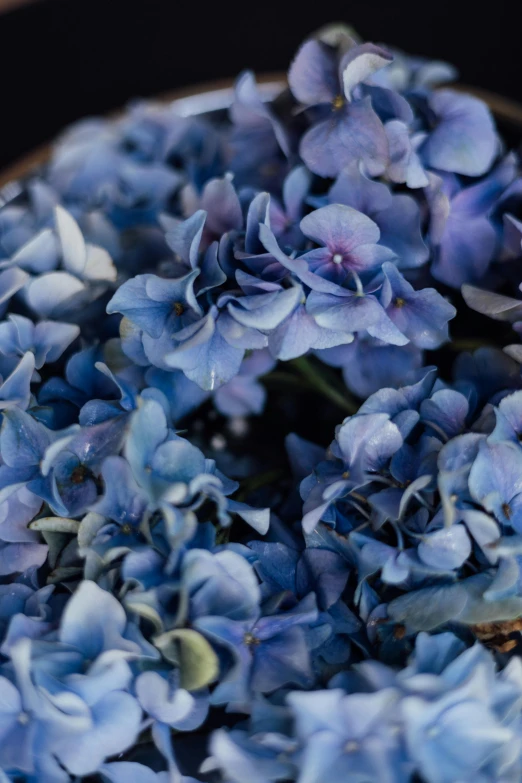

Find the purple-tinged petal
[[245, 192, 271, 256], [376, 195, 429, 269], [385, 121, 429, 188], [0, 541, 48, 576], [288, 39, 339, 105], [319, 338, 423, 398], [301, 203, 380, 253], [251, 627, 313, 692], [328, 162, 392, 214], [200, 176, 243, 236], [503, 213, 522, 256], [365, 84, 414, 124], [424, 172, 451, 245], [421, 89, 499, 177], [166, 314, 244, 390], [216, 311, 268, 351], [421, 389, 469, 439], [231, 70, 289, 157], [307, 289, 407, 345], [469, 440, 522, 531], [296, 549, 350, 609], [92, 456, 146, 525], [227, 286, 303, 331], [268, 303, 353, 360], [199, 241, 226, 294], [0, 408, 50, 468], [489, 390, 522, 444], [452, 153, 517, 217], [164, 210, 206, 268], [258, 224, 340, 294], [254, 594, 318, 640], [337, 412, 403, 478], [381, 263, 455, 349], [307, 290, 381, 332], [300, 97, 388, 179], [283, 165, 311, 222], [462, 285, 522, 323], [433, 217, 497, 288]]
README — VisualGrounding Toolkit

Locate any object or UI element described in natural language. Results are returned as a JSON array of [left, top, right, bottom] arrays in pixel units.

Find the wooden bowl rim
[[1, 74, 522, 190]]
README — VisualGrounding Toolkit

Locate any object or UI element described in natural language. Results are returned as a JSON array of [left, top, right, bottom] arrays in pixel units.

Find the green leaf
[[40, 531, 70, 569], [153, 628, 219, 690], [47, 566, 83, 585], [30, 517, 80, 534], [124, 595, 164, 635]]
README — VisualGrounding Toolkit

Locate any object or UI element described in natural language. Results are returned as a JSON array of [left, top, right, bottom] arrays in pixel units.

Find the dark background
[[1, 0, 520, 171]]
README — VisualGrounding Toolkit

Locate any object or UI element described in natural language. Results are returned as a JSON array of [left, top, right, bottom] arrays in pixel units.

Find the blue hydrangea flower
[[325, 162, 429, 269], [195, 593, 318, 708], [1, 21, 522, 783], [0, 314, 79, 376]]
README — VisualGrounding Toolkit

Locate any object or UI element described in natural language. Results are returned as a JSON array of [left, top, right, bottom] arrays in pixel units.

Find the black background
[[1, 0, 520, 170]]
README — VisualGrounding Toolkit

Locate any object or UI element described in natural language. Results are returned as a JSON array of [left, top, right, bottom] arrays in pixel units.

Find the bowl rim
[[1, 73, 522, 192]]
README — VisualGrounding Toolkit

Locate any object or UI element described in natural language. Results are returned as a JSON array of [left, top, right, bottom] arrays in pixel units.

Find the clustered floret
[[1, 22, 522, 783]]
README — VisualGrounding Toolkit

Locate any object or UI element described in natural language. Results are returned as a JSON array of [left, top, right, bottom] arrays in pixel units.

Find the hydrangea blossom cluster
[[1, 21, 522, 783]]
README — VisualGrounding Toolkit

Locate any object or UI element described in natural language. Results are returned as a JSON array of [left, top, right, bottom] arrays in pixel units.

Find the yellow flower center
[[244, 632, 260, 647]]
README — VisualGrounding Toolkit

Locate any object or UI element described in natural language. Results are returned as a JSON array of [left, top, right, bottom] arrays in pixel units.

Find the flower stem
[[446, 338, 496, 352], [236, 469, 285, 502], [289, 356, 358, 414]]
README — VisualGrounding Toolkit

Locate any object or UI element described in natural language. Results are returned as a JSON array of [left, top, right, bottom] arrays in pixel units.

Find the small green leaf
[[40, 531, 70, 569], [125, 596, 164, 634], [153, 628, 219, 690], [30, 517, 80, 534], [47, 566, 83, 585]]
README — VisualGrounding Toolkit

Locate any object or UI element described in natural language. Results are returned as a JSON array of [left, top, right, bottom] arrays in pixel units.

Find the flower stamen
[[244, 632, 260, 647]]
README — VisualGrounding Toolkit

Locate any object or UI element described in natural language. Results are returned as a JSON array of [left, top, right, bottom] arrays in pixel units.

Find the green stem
[[236, 468, 285, 502], [289, 356, 358, 414], [445, 338, 496, 352], [262, 371, 310, 390]]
